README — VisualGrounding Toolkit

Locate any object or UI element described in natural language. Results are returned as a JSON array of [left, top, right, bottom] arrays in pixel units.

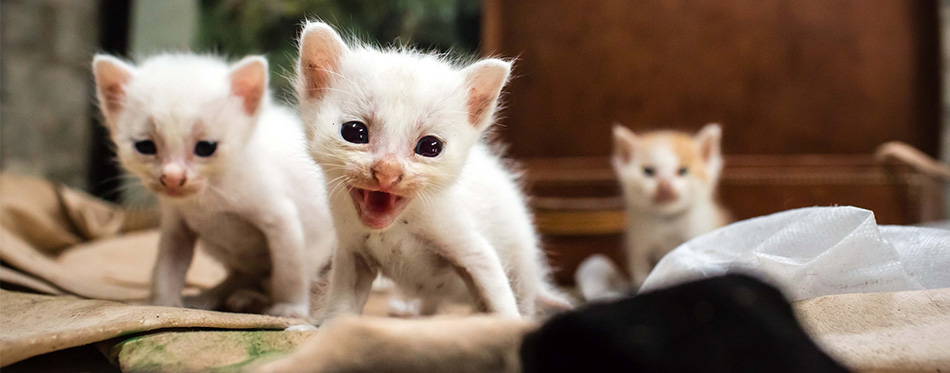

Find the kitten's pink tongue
[[351, 188, 407, 229], [365, 190, 396, 213]]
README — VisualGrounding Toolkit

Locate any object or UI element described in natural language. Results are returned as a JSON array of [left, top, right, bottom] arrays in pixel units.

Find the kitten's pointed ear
[[696, 123, 722, 163], [230, 56, 268, 116], [297, 21, 349, 100], [462, 58, 512, 130], [92, 54, 136, 125], [612, 124, 638, 164]]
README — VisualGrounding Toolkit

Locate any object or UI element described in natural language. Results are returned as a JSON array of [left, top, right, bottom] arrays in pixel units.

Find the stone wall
[[1, 0, 100, 189]]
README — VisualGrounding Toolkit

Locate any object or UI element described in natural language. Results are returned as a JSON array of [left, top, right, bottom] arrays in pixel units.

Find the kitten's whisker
[[324, 173, 351, 201], [205, 184, 237, 205], [327, 178, 350, 201], [321, 69, 360, 90], [318, 87, 363, 102]]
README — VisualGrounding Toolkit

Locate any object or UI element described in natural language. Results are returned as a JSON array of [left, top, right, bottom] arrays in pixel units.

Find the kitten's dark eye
[[341, 121, 368, 144], [415, 135, 443, 157], [678, 166, 689, 176], [194, 141, 217, 157], [643, 166, 656, 177], [134, 140, 157, 155]]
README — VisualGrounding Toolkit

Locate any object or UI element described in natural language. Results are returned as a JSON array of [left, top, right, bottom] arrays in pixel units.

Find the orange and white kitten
[[609, 124, 730, 289]]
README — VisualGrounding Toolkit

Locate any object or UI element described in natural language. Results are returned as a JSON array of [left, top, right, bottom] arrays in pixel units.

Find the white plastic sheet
[[639, 206, 950, 301]]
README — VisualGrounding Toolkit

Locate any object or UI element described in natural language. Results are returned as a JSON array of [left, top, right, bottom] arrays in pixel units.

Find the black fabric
[[521, 274, 848, 373]]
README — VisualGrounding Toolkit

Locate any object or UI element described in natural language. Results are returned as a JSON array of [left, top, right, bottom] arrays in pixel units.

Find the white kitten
[[294, 22, 570, 320], [611, 124, 730, 288], [92, 53, 335, 318]]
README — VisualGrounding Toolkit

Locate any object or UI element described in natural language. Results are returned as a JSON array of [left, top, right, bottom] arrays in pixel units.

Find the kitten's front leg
[[628, 239, 654, 288], [425, 217, 520, 317], [150, 211, 197, 307], [256, 201, 310, 318], [317, 245, 377, 323]]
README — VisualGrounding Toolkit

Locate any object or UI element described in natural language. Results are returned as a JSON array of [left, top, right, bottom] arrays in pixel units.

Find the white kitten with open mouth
[[296, 21, 571, 320]]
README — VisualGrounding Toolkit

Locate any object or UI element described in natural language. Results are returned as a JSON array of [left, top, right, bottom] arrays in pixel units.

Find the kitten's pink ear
[[230, 56, 268, 116], [92, 55, 135, 125], [297, 21, 348, 100], [612, 124, 638, 164], [696, 123, 722, 163], [462, 59, 512, 130]]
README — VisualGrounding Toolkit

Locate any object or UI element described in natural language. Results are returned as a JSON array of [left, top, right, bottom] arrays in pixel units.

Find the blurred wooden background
[[481, 0, 945, 283], [483, 0, 941, 157]]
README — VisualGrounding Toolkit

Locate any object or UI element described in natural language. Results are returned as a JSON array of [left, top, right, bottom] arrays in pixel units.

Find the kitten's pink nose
[[160, 173, 187, 187], [160, 165, 187, 187], [654, 179, 677, 204], [371, 158, 403, 190]]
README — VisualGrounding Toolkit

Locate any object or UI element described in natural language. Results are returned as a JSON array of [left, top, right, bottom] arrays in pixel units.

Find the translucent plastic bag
[[639, 206, 950, 301]]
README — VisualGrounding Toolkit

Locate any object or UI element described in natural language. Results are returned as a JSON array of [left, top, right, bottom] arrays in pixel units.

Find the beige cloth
[[1, 174, 948, 371], [796, 288, 950, 372], [0, 174, 222, 301]]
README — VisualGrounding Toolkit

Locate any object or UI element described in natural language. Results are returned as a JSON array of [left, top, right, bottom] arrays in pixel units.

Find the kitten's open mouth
[[349, 188, 410, 229]]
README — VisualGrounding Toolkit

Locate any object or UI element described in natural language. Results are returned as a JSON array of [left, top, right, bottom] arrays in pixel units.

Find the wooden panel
[[483, 0, 941, 158]]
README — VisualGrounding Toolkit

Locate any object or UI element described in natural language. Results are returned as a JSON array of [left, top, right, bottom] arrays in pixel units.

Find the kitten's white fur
[[295, 22, 569, 320], [92, 53, 335, 317], [609, 125, 729, 289]]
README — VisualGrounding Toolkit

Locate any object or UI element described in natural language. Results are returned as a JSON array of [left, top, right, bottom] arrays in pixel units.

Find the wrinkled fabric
[[0, 173, 222, 301], [640, 206, 950, 300]]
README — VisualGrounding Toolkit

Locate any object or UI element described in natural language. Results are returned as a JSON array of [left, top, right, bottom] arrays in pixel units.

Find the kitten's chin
[[349, 188, 410, 230], [149, 184, 202, 199], [651, 199, 690, 217]]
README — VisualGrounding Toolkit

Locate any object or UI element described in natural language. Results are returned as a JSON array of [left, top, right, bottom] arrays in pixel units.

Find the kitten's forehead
[[126, 55, 233, 117], [638, 133, 701, 168], [117, 55, 244, 141], [336, 49, 466, 111]]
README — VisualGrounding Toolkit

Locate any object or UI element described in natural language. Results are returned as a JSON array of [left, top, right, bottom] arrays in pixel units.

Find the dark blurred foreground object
[[521, 274, 848, 373]]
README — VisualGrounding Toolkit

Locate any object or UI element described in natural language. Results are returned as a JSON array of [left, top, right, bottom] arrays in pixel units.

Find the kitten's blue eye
[[414, 135, 443, 157], [643, 166, 655, 177], [134, 140, 157, 155], [678, 166, 688, 176], [341, 121, 368, 144], [194, 141, 217, 157]]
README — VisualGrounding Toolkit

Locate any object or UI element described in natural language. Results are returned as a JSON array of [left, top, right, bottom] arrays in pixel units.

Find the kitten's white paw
[[267, 302, 309, 318], [576, 254, 631, 302], [386, 297, 422, 318], [284, 324, 317, 331]]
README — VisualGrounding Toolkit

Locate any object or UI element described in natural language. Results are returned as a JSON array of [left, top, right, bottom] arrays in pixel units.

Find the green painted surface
[[112, 330, 313, 372]]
